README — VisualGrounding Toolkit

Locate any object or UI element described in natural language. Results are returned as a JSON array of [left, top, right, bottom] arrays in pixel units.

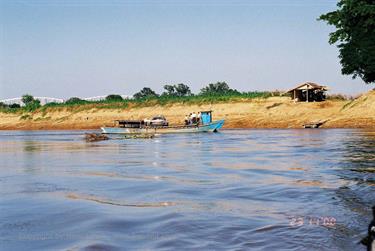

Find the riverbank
[[1, 90, 374, 130]]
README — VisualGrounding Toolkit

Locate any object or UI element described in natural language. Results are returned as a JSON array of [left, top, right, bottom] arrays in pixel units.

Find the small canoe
[[101, 119, 224, 134]]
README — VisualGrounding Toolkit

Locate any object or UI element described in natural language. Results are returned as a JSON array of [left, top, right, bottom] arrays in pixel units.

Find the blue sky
[[0, 0, 373, 99]]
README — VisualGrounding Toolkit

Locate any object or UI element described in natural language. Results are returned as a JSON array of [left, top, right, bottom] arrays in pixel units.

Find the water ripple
[[0, 129, 374, 250]]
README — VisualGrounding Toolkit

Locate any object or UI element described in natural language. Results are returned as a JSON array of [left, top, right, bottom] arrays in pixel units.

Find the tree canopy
[[133, 87, 159, 99], [21, 94, 35, 106], [65, 97, 86, 104], [319, 0, 375, 84], [162, 83, 192, 97], [200, 82, 238, 95], [0, 102, 9, 108], [21, 94, 41, 109], [9, 103, 21, 108]]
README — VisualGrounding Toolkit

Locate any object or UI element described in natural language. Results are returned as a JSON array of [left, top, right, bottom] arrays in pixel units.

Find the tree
[[174, 83, 192, 97], [162, 83, 192, 97], [9, 103, 21, 108], [319, 0, 375, 84], [133, 87, 159, 99], [200, 82, 238, 95], [21, 94, 35, 106], [162, 85, 176, 96], [105, 94, 123, 101], [21, 94, 41, 109], [65, 97, 86, 104]]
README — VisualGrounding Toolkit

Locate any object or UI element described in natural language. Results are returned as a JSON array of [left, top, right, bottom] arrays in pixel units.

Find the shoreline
[[1, 127, 374, 132], [1, 91, 374, 130]]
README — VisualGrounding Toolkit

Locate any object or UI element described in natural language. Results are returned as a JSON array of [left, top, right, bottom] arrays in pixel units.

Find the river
[[0, 129, 374, 250]]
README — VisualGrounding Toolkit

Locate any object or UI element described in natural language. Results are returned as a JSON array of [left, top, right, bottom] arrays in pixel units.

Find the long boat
[[101, 111, 224, 134]]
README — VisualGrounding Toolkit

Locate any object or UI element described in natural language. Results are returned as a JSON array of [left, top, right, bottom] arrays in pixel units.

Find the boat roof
[[115, 120, 142, 124]]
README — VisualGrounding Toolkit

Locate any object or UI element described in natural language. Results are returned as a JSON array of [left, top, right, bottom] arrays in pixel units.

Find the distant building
[[286, 82, 328, 102]]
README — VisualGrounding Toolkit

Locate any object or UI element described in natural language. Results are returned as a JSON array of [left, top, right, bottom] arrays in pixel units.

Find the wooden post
[[293, 89, 296, 100], [306, 89, 309, 102]]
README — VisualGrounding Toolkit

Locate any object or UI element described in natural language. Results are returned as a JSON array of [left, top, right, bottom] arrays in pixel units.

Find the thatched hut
[[286, 82, 328, 102]]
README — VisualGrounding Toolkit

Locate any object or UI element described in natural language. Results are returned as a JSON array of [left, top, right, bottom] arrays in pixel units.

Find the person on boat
[[143, 118, 150, 126], [197, 112, 201, 124], [184, 115, 189, 125], [191, 112, 197, 124], [188, 113, 192, 125]]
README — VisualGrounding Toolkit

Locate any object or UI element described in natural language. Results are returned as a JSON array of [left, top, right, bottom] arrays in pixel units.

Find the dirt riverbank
[[1, 91, 374, 130]]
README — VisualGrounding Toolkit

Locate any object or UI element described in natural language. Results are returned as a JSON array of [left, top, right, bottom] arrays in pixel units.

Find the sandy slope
[[1, 91, 374, 130]]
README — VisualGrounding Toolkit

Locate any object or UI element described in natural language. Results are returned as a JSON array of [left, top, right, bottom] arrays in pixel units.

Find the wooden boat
[[303, 119, 328, 128], [101, 111, 224, 134], [303, 122, 323, 128]]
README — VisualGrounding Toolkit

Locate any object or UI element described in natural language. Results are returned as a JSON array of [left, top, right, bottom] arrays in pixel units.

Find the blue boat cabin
[[200, 111, 212, 125]]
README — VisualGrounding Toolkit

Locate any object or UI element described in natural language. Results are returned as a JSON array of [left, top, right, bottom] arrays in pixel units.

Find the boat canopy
[[115, 120, 143, 128], [200, 111, 212, 125]]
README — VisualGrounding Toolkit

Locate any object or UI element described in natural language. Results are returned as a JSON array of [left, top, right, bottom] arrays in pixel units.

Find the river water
[[0, 129, 374, 251]]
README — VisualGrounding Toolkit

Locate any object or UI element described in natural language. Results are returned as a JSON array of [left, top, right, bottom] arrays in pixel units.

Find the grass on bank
[[0, 91, 280, 114], [0, 91, 356, 115]]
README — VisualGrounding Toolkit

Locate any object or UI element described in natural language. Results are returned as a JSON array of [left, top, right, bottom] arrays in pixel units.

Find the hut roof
[[286, 82, 328, 93]]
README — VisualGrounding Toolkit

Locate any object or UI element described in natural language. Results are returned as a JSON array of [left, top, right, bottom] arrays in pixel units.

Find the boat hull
[[101, 120, 224, 134]]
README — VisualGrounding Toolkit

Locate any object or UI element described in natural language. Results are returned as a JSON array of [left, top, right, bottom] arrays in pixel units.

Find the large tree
[[21, 94, 41, 109], [21, 94, 35, 106], [133, 87, 159, 99], [200, 82, 238, 95], [162, 83, 192, 97], [319, 0, 375, 84]]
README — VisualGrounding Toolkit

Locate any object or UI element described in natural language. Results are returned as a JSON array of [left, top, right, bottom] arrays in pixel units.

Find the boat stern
[[212, 119, 224, 132]]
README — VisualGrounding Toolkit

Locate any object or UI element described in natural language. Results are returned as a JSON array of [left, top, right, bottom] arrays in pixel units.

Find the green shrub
[[65, 97, 88, 105], [9, 103, 21, 108], [20, 114, 32, 120], [105, 94, 123, 101]]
